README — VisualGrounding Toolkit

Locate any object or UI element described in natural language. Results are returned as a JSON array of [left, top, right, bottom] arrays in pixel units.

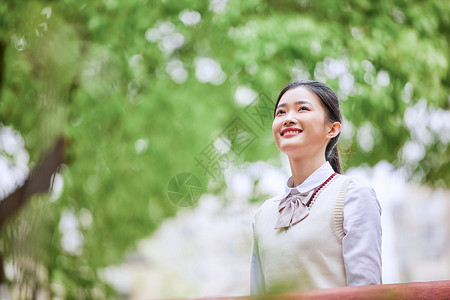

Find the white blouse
[[250, 161, 382, 294]]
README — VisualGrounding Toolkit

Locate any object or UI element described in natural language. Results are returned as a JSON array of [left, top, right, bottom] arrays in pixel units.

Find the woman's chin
[[279, 145, 303, 156]]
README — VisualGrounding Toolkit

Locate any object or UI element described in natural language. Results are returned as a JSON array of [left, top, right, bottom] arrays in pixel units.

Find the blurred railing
[[180, 280, 450, 300]]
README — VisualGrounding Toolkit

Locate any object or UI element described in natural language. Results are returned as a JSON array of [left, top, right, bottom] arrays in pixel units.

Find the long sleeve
[[342, 181, 382, 286], [250, 215, 265, 295]]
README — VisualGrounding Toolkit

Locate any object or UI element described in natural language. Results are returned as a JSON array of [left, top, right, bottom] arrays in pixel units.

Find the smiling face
[[272, 86, 338, 158]]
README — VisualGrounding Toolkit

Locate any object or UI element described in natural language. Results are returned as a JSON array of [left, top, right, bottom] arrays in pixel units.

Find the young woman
[[250, 80, 382, 294]]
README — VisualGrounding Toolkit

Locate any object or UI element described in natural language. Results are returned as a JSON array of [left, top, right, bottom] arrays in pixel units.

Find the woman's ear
[[327, 122, 341, 139]]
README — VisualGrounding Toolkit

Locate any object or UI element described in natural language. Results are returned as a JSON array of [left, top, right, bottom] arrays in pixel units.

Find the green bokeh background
[[0, 0, 448, 298]]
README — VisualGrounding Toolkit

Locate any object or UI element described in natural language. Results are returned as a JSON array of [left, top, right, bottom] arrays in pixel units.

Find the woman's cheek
[[272, 121, 278, 139], [272, 122, 281, 148]]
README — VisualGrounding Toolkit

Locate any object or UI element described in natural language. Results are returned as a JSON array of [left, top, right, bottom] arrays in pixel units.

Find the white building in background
[[392, 185, 450, 282]]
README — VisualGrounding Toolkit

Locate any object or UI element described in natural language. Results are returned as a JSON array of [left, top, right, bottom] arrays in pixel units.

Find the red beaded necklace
[[306, 172, 338, 207]]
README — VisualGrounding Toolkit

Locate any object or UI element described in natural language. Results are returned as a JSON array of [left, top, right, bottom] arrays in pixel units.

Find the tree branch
[[0, 137, 66, 229]]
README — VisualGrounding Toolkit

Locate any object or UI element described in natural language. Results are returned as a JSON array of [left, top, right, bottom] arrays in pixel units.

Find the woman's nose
[[284, 118, 295, 125], [283, 113, 298, 125]]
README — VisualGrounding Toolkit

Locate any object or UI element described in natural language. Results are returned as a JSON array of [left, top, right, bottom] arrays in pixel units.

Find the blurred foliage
[[0, 0, 448, 298]]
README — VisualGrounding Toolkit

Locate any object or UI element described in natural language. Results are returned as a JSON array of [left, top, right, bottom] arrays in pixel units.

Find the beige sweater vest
[[254, 174, 352, 293]]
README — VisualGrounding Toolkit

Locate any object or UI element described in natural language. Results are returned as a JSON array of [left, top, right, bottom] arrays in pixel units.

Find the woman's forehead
[[279, 86, 321, 106]]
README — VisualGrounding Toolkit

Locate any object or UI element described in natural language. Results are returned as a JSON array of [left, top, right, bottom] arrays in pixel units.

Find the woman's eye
[[299, 107, 309, 111], [276, 110, 285, 115]]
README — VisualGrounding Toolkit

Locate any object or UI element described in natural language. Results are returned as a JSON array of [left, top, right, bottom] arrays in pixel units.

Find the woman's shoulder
[[335, 173, 375, 192], [341, 174, 381, 213], [344, 175, 377, 194]]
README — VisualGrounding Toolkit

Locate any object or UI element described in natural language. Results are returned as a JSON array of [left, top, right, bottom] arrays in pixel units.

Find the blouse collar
[[274, 161, 334, 201]]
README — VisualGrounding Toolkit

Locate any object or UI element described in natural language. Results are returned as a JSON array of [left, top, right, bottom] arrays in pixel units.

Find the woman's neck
[[288, 154, 327, 187]]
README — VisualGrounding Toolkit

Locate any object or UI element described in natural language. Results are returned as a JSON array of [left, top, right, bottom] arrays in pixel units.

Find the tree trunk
[[0, 138, 66, 284]]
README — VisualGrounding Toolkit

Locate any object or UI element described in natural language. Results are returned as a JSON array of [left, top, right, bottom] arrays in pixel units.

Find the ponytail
[[326, 136, 342, 174]]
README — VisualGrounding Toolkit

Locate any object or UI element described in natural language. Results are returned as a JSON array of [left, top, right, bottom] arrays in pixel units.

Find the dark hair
[[274, 80, 343, 173]]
